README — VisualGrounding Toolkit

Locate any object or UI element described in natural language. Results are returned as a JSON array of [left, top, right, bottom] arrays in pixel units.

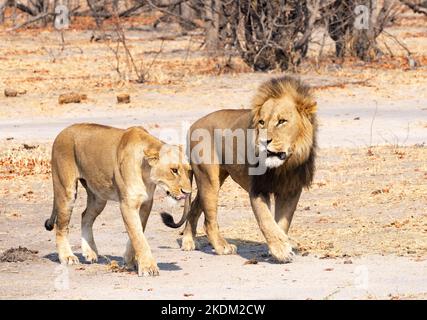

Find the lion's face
[[255, 95, 310, 169], [148, 145, 192, 201]]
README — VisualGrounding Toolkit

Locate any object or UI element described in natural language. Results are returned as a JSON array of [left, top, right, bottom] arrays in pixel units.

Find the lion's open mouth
[[266, 150, 287, 160]]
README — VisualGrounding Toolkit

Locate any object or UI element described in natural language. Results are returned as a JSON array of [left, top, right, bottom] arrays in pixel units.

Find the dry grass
[[219, 146, 427, 259], [0, 143, 51, 180]]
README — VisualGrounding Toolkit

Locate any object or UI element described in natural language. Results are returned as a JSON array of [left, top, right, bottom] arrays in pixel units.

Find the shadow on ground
[[176, 236, 283, 263], [43, 253, 182, 271]]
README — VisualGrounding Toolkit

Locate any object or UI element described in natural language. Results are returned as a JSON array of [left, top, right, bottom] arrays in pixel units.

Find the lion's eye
[[278, 119, 288, 125], [258, 120, 265, 126], [171, 168, 178, 174]]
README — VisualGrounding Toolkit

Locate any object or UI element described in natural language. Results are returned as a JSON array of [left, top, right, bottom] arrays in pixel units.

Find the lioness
[[44, 124, 191, 276], [162, 76, 317, 263]]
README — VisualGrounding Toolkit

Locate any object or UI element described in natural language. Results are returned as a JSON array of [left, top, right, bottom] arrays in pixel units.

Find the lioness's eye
[[278, 119, 288, 125], [171, 168, 178, 174], [258, 120, 265, 126]]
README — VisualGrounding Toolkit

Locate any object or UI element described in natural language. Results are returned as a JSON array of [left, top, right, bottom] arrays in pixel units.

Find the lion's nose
[[266, 139, 272, 145]]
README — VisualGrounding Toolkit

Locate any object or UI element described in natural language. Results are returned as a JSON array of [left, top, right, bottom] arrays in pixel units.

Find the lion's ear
[[297, 98, 317, 116], [144, 149, 159, 166]]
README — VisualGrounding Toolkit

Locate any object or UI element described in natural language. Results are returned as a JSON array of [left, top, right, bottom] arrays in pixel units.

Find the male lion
[[44, 124, 191, 276], [162, 76, 317, 263]]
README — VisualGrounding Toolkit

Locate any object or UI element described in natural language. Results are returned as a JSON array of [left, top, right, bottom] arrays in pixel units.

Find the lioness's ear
[[144, 150, 159, 166]]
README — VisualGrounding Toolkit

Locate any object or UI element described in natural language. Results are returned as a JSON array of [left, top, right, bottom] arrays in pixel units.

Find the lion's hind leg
[[181, 194, 203, 251], [81, 183, 107, 263], [196, 168, 236, 255]]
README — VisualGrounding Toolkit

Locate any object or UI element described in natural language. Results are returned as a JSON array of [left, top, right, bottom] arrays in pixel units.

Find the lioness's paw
[[181, 237, 197, 251], [82, 250, 98, 263], [215, 243, 237, 255], [288, 238, 300, 253], [137, 260, 160, 277], [59, 254, 80, 265], [268, 241, 294, 263]]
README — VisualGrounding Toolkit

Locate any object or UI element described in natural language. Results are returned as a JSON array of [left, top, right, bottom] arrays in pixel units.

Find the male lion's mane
[[250, 76, 318, 197]]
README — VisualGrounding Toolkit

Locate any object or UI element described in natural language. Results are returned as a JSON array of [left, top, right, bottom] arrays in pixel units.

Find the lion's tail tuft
[[160, 212, 186, 229], [161, 171, 193, 229], [44, 218, 55, 231], [44, 208, 57, 231]]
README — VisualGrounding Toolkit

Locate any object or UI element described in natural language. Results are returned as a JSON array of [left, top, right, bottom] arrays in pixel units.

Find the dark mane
[[250, 135, 317, 197]]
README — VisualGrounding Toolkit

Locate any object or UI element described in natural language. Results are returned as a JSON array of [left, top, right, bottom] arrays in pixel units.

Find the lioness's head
[[252, 76, 317, 169], [145, 145, 192, 201]]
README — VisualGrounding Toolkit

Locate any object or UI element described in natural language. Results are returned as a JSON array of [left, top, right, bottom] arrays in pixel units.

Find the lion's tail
[[161, 171, 193, 229], [44, 208, 57, 231]]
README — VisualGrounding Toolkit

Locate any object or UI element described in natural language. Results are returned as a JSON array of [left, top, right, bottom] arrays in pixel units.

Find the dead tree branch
[[400, 0, 427, 15], [10, 11, 50, 30]]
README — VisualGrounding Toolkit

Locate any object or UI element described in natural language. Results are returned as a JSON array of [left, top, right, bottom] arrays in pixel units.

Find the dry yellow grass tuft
[[0, 143, 51, 179], [220, 146, 427, 259]]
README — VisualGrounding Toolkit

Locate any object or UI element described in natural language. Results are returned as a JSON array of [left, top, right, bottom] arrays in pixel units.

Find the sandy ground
[[0, 13, 427, 300]]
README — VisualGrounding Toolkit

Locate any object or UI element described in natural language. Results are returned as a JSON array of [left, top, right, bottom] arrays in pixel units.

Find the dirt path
[[1, 72, 426, 147]]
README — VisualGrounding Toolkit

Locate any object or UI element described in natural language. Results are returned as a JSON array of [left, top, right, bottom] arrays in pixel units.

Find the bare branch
[[400, 0, 427, 15]]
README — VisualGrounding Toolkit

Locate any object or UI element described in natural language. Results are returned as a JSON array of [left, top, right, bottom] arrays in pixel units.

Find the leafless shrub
[[399, 0, 427, 16], [159, 1, 405, 70], [324, 0, 402, 61], [106, 15, 146, 83], [1, 1, 417, 71]]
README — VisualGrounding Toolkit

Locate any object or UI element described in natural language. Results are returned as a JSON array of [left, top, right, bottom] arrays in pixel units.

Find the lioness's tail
[[44, 209, 56, 231], [161, 171, 193, 229]]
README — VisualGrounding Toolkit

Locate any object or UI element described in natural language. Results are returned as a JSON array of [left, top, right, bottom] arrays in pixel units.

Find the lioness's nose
[[266, 139, 272, 145], [181, 189, 191, 195]]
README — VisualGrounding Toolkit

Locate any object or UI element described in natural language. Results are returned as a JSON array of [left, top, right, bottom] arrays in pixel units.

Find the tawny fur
[[163, 76, 318, 263], [45, 123, 191, 277]]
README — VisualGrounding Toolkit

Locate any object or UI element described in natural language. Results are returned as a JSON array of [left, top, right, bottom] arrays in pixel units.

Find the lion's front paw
[[214, 242, 237, 255], [82, 248, 98, 263], [137, 259, 160, 277], [268, 241, 294, 263], [59, 254, 80, 265], [82, 240, 98, 263]]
